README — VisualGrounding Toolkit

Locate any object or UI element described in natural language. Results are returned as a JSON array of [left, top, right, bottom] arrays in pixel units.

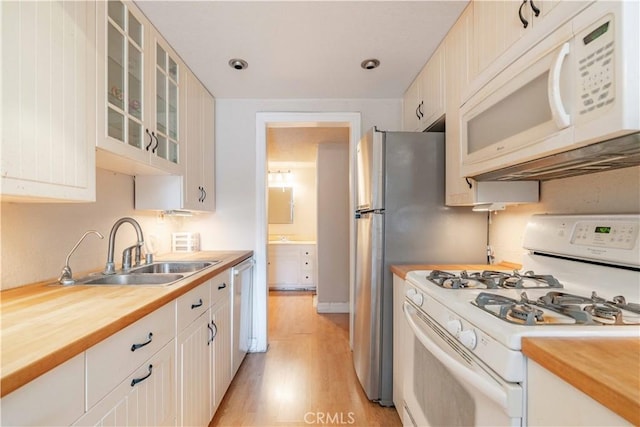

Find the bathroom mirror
[[268, 187, 294, 224]]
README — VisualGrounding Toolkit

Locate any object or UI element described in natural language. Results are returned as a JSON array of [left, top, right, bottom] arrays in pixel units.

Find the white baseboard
[[316, 302, 350, 313]]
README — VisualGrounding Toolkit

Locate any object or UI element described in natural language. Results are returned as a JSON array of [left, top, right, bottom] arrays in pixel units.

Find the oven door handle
[[403, 302, 509, 410]]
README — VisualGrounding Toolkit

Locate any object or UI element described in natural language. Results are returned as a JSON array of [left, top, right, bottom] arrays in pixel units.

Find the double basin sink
[[76, 261, 219, 286]]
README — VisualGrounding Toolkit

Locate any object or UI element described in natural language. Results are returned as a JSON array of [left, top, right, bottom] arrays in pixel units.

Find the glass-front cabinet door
[[152, 41, 181, 169], [97, 0, 184, 175]]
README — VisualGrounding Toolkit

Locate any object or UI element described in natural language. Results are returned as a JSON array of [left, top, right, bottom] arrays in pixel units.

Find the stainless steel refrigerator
[[353, 128, 487, 406]]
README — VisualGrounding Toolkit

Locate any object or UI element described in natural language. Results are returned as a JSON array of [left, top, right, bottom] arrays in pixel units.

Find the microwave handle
[[548, 42, 571, 129]]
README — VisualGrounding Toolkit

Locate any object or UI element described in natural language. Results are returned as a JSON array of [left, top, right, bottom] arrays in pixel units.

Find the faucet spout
[[104, 217, 145, 274], [59, 230, 104, 285]]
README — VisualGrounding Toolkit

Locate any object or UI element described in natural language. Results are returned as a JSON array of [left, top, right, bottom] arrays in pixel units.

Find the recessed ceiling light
[[361, 58, 380, 70], [228, 58, 248, 70]]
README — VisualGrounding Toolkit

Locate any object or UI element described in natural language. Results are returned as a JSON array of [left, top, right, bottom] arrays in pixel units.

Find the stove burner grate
[[427, 270, 563, 290]]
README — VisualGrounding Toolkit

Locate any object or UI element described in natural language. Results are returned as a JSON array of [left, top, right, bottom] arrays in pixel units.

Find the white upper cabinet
[[445, 4, 478, 206], [1, 1, 97, 202], [402, 77, 422, 132], [402, 45, 446, 132], [470, 0, 589, 97], [419, 44, 446, 129], [184, 73, 216, 212], [96, 0, 185, 176]]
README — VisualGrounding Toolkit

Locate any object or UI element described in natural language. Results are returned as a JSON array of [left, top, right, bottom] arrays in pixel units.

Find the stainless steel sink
[[71, 260, 219, 286], [129, 261, 217, 274], [81, 273, 185, 286]]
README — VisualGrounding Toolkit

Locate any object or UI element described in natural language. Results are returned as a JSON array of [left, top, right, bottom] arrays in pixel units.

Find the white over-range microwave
[[460, 1, 640, 181]]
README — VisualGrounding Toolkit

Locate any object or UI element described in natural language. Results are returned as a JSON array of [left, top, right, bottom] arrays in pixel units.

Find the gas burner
[[427, 270, 474, 289], [500, 271, 562, 289], [474, 292, 547, 325], [583, 303, 623, 324], [504, 303, 545, 325]]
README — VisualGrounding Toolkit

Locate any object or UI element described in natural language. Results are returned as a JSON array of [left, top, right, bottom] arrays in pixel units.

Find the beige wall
[[490, 166, 640, 264], [316, 142, 350, 309], [1, 169, 184, 290]]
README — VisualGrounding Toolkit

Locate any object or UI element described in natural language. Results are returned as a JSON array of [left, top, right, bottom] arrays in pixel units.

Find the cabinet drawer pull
[[207, 322, 214, 345], [218, 282, 227, 290], [130, 332, 153, 352], [191, 298, 203, 309], [130, 364, 153, 387]]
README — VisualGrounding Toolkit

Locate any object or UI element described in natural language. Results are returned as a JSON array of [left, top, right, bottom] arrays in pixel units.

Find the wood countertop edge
[[390, 262, 521, 280], [0, 250, 253, 397], [522, 338, 640, 425]]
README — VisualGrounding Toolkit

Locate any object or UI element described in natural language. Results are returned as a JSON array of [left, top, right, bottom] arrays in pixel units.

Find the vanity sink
[[129, 261, 217, 274], [81, 273, 185, 286]]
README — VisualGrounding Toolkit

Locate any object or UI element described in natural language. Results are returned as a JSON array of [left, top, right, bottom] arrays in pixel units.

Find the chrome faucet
[[59, 230, 104, 285], [104, 217, 145, 274]]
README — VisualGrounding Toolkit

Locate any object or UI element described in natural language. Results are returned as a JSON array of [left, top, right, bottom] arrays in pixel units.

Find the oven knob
[[446, 320, 462, 336], [406, 288, 424, 306], [459, 329, 477, 350]]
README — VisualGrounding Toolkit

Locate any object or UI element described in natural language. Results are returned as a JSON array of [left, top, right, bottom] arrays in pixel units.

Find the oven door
[[402, 301, 523, 427]]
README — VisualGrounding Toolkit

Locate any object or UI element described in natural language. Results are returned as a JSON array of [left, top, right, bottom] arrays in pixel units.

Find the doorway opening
[[254, 112, 361, 352]]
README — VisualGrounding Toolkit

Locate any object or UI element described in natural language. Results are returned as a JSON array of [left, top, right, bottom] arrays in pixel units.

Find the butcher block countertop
[[523, 337, 640, 426], [0, 250, 252, 398], [390, 261, 521, 280]]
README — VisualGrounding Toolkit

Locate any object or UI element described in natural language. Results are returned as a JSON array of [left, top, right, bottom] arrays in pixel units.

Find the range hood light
[[162, 210, 193, 217], [472, 203, 507, 212]]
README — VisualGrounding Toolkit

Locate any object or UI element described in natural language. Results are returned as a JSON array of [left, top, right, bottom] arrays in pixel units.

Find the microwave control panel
[[571, 221, 638, 250], [576, 13, 615, 117]]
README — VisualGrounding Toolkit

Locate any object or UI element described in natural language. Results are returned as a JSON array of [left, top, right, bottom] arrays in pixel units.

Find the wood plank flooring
[[210, 291, 401, 427]]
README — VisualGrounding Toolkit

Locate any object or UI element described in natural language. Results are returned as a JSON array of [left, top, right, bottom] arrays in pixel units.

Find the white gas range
[[401, 214, 640, 426]]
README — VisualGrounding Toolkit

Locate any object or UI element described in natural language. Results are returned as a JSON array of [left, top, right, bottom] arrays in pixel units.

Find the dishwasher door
[[231, 258, 254, 375]]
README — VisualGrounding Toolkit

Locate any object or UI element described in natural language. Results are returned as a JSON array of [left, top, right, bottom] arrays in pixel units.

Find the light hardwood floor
[[211, 291, 401, 427]]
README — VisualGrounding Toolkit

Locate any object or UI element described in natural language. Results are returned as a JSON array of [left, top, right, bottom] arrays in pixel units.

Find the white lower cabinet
[[527, 360, 631, 426], [74, 340, 176, 427], [392, 274, 407, 423], [1, 353, 85, 426], [1, 266, 240, 427], [268, 243, 316, 289], [177, 270, 233, 427], [178, 311, 212, 427], [210, 296, 232, 416]]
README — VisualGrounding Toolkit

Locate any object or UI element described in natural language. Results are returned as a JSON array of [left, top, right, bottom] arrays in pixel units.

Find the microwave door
[[460, 22, 574, 178]]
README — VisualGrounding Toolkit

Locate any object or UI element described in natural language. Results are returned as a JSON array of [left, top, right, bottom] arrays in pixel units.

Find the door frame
[[255, 112, 361, 351]]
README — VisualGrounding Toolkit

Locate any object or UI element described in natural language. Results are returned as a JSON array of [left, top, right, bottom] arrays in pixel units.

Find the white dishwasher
[[231, 257, 254, 375]]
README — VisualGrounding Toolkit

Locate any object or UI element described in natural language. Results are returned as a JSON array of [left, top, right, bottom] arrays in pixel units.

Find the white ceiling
[[135, 1, 469, 99]]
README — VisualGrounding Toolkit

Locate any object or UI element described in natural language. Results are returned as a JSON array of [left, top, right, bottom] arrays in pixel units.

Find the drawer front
[[1, 353, 85, 427], [86, 301, 176, 409], [75, 339, 176, 427], [177, 280, 211, 332], [211, 269, 231, 307]]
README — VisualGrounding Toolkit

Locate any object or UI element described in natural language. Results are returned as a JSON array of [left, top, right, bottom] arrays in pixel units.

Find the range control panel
[[571, 221, 638, 250]]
